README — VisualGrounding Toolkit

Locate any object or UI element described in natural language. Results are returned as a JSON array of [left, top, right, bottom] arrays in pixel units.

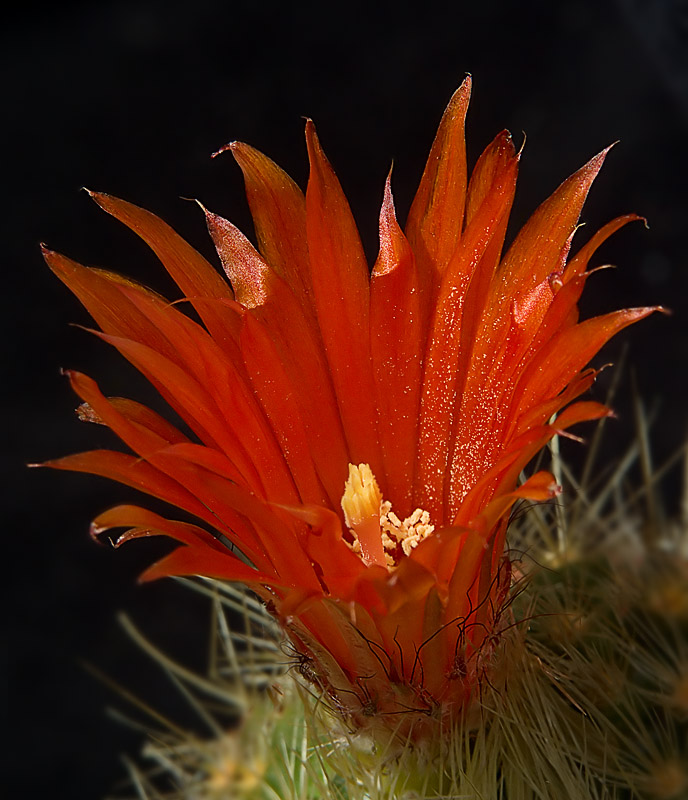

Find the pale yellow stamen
[[380, 502, 435, 557], [341, 463, 435, 569]]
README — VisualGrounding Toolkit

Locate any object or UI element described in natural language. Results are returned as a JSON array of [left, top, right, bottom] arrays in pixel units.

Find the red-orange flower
[[43, 78, 657, 735]]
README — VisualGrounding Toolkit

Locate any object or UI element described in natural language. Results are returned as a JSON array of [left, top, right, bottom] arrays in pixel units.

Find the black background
[[5, 1, 687, 797]]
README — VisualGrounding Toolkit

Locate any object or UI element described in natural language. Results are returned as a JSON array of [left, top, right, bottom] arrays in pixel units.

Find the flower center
[[341, 463, 435, 569]]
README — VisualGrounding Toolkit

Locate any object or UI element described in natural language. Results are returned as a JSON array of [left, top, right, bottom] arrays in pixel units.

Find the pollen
[[380, 502, 435, 557], [342, 463, 435, 569]]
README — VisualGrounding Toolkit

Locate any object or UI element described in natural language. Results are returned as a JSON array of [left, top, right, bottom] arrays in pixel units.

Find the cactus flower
[[42, 76, 659, 738]]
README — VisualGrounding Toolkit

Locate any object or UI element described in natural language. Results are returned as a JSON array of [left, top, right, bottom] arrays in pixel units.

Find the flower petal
[[305, 121, 383, 477], [418, 138, 518, 519], [88, 191, 238, 346], [228, 142, 315, 314], [405, 76, 472, 281], [370, 177, 423, 511]]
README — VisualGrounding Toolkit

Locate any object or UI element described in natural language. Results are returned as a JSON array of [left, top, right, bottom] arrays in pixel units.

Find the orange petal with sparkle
[[139, 544, 273, 584], [240, 313, 328, 506], [512, 307, 662, 417], [93, 503, 282, 584], [282, 504, 367, 597], [305, 120, 383, 477], [88, 191, 238, 347], [495, 147, 612, 298], [417, 138, 518, 519], [43, 449, 231, 533], [370, 176, 423, 510], [93, 504, 227, 551], [565, 214, 644, 279], [207, 206, 349, 503], [205, 208, 272, 308], [405, 76, 472, 281], [90, 397, 191, 444], [228, 142, 314, 314]]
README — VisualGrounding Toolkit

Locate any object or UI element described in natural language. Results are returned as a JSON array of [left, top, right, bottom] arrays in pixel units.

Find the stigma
[[341, 463, 435, 569]]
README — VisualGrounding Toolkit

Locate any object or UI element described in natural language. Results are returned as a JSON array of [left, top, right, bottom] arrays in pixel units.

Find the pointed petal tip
[[558, 144, 616, 197], [41, 243, 64, 265], [382, 170, 394, 204], [39, 242, 55, 260], [136, 565, 159, 584], [87, 189, 118, 213], [203, 205, 239, 238], [198, 200, 215, 223], [304, 118, 322, 155], [385, 161, 395, 184], [211, 141, 239, 159], [498, 129, 517, 158], [443, 75, 472, 112], [441, 76, 472, 118], [455, 73, 472, 95], [585, 142, 616, 173], [225, 141, 285, 178], [627, 304, 670, 317], [85, 188, 104, 201], [304, 118, 338, 186], [41, 246, 81, 281], [619, 212, 646, 227], [60, 367, 81, 383], [89, 521, 108, 544]]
